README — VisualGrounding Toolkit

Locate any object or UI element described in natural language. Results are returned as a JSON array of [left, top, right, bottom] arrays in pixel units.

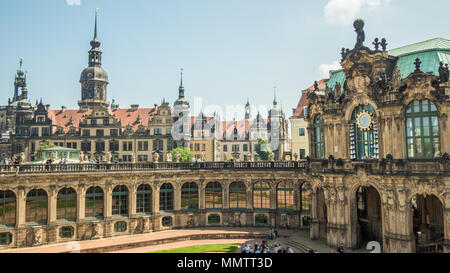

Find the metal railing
[[0, 161, 308, 174]]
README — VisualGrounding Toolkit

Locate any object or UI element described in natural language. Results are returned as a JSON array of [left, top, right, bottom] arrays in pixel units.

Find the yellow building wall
[[290, 118, 309, 159], [189, 139, 214, 162]]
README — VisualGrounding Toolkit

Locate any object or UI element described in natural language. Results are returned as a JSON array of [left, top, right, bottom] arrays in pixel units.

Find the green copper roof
[[327, 38, 450, 92], [388, 38, 450, 57]]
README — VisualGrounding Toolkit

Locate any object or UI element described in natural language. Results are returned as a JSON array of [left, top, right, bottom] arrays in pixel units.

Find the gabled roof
[[47, 107, 156, 134]]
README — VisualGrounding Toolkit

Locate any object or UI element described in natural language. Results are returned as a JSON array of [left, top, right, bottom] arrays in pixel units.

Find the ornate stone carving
[[91, 223, 100, 239]]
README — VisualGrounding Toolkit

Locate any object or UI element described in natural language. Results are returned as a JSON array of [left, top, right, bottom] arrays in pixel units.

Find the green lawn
[[150, 243, 240, 253]]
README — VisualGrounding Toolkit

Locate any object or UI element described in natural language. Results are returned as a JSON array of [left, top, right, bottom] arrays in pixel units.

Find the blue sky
[[1, 0, 449, 118]]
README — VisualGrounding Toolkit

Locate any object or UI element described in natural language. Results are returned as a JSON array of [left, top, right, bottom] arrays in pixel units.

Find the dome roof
[[80, 66, 109, 82]]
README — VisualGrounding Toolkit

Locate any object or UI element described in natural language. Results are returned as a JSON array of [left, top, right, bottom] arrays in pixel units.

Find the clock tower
[[78, 9, 109, 109]]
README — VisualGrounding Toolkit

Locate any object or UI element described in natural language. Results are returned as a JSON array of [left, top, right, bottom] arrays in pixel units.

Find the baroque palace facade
[[0, 17, 448, 254]]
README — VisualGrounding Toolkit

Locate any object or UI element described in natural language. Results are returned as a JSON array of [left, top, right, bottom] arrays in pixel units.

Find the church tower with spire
[[78, 9, 109, 109]]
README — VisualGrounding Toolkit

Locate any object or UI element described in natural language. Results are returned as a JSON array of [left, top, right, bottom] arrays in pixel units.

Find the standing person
[[274, 229, 278, 239], [337, 243, 345, 253]]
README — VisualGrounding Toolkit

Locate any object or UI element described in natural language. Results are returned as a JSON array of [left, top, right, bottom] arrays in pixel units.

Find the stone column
[[294, 186, 300, 211], [310, 190, 319, 240], [174, 184, 181, 212], [129, 185, 137, 218], [444, 192, 450, 253], [77, 185, 86, 222], [199, 184, 205, 210], [245, 181, 254, 227], [104, 184, 113, 220], [16, 187, 26, 228], [223, 182, 230, 210], [48, 186, 58, 225], [152, 185, 160, 231]]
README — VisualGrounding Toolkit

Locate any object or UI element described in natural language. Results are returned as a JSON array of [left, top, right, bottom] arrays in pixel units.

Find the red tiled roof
[[47, 107, 156, 134], [290, 79, 328, 119]]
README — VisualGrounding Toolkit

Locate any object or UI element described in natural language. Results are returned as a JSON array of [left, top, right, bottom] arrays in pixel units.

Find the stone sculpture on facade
[[175, 151, 181, 163], [32, 228, 43, 246], [153, 152, 159, 163], [166, 153, 172, 162], [91, 223, 100, 240]]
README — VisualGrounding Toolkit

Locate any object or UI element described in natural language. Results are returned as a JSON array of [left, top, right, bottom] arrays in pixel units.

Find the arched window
[[160, 183, 174, 212], [229, 182, 246, 210], [300, 183, 311, 213], [205, 182, 223, 209], [406, 100, 440, 158], [112, 185, 128, 217], [253, 182, 270, 209], [57, 188, 77, 222], [181, 182, 199, 211], [277, 182, 294, 210], [137, 184, 152, 215], [26, 189, 48, 225], [350, 104, 379, 160], [0, 191, 16, 227], [312, 115, 325, 159], [85, 187, 104, 220]]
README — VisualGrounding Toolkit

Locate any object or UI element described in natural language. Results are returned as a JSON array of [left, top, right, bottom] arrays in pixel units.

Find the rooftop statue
[[354, 19, 365, 49]]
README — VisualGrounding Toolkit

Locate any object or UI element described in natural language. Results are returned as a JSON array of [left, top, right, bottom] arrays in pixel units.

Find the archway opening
[[412, 194, 444, 253], [355, 186, 382, 248]]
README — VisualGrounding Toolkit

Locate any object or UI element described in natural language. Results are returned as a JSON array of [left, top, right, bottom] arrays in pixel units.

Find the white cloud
[[324, 0, 391, 26], [66, 0, 81, 6], [319, 61, 342, 78]]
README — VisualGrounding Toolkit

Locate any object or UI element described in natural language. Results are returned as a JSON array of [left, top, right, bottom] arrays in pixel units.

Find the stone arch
[[344, 96, 379, 122], [410, 192, 445, 253], [349, 182, 384, 249]]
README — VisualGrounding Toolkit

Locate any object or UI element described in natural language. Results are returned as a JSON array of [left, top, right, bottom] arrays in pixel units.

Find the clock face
[[356, 110, 373, 131]]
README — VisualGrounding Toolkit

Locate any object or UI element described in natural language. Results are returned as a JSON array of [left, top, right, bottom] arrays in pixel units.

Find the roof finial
[[273, 86, 278, 106], [180, 67, 184, 87], [94, 7, 99, 39], [19, 57, 23, 68]]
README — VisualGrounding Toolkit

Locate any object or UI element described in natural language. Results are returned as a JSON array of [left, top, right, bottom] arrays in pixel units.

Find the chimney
[[130, 104, 139, 111], [292, 108, 296, 115], [61, 106, 67, 113], [45, 104, 51, 111]]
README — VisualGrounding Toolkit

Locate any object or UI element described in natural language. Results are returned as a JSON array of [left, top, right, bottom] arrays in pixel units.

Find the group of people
[[1, 156, 20, 166], [240, 241, 294, 254]]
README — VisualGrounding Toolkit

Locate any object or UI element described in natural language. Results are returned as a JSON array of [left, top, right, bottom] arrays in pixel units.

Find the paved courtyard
[[0, 228, 371, 253]]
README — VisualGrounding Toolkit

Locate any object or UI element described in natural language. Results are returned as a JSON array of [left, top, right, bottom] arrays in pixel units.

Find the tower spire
[[94, 7, 98, 40], [273, 86, 278, 106]]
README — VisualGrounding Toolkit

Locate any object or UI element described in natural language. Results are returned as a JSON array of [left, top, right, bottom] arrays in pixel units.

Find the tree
[[170, 147, 193, 163], [38, 140, 56, 151], [255, 138, 273, 161]]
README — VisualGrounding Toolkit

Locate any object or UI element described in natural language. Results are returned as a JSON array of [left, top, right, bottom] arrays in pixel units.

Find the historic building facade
[[305, 19, 450, 253]]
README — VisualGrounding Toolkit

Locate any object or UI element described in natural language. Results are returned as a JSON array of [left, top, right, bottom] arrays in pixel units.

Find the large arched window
[[112, 185, 129, 217], [137, 184, 152, 215], [300, 183, 311, 213], [160, 183, 174, 212], [0, 191, 16, 227], [313, 115, 325, 159], [277, 182, 294, 210], [181, 182, 198, 211], [205, 182, 223, 210], [350, 104, 379, 160], [26, 189, 48, 225], [229, 182, 247, 210], [85, 187, 104, 220], [57, 188, 77, 222], [253, 182, 270, 209], [406, 100, 440, 159]]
